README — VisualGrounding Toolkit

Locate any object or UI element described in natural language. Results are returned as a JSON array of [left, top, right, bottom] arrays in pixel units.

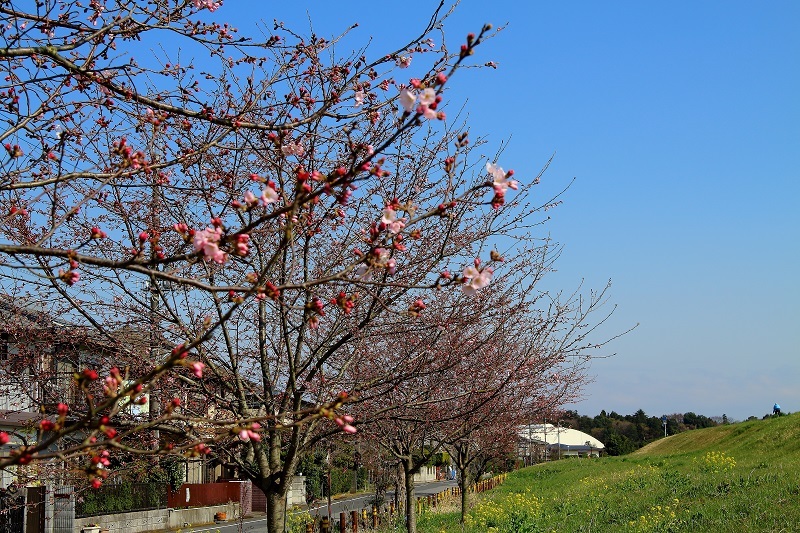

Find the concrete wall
[[74, 508, 168, 533], [168, 503, 240, 529], [287, 475, 305, 507], [73, 502, 240, 533], [413, 465, 437, 484]]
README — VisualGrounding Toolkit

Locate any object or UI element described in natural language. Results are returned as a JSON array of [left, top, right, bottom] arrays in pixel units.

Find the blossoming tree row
[[0, 1, 610, 531]]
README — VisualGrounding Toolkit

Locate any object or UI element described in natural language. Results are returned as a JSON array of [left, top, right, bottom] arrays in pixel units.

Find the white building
[[518, 424, 604, 462]]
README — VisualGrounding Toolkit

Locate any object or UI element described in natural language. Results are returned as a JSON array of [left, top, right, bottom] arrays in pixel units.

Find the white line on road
[[180, 517, 267, 533], [306, 493, 372, 514]]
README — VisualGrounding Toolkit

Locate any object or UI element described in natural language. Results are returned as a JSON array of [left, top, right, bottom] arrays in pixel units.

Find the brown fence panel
[[251, 483, 266, 513], [168, 483, 241, 508], [25, 486, 45, 533]]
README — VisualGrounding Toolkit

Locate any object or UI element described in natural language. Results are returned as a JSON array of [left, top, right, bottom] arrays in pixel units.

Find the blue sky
[[221, 1, 799, 421]]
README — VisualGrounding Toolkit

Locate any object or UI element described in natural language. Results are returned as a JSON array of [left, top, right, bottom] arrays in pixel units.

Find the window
[[1, 332, 8, 361]]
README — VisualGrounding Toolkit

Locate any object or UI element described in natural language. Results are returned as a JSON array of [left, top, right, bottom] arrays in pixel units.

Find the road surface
[[306, 479, 457, 519]]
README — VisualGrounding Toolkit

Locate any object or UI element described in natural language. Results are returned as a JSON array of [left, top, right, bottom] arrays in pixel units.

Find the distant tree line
[[560, 409, 720, 456]]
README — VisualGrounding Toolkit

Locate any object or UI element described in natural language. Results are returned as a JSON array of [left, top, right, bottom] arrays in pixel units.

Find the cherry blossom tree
[[444, 391, 553, 524], [348, 262, 612, 532], [0, 1, 584, 530]]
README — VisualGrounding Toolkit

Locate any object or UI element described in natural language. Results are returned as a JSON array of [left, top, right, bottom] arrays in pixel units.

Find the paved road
[[173, 480, 457, 533]]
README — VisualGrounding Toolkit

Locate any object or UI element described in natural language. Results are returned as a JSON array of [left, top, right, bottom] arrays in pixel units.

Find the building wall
[[413, 465, 437, 484], [73, 502, 240, 533]]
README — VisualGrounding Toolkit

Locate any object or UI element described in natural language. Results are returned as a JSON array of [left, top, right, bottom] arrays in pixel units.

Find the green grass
[[418, 413, 800, 532]]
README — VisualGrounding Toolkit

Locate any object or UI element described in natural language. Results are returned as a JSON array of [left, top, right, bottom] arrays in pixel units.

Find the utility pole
[[543, 418, 547, 462], [327, 447, 333, 519], [146, 123, 163, 454], [147, 177, 161, 453], [527, 423, 532, 466], [557, 421, 561, 461]]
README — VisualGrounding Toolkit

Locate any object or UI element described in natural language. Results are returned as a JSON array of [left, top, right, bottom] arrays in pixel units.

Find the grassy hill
[[419, 413, 800, 532], [634, 411, 800, 459]]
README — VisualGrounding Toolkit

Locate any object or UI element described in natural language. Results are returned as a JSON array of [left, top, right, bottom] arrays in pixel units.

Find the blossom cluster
[[380, 207, 406, 234], [237, 422, 262, 442], [486, 162, 518, 209], [399, 77, 447, 120], [192, 0, 221, 12], [462, 258, 493, 296], [193, 226, 226, 264]]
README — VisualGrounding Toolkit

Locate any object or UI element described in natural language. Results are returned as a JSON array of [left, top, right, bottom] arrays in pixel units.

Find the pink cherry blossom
[[413, 89, 439, 119], [399, 88, 416, 113], [354, 90, 365, 107], [238, 425, 262, 442], [419, 88, 436, 106], [234, 234, 250, 256], [260, 185, 279, 205], [462, 265, 493, 295], [335, 416, 357, 434], [190, 361, 205, 378], [59, 269, 80, 285], [417, 104, 437, 120], [374, 248, 390, 262], [381, 207, 406, 234], [193, 226, 226, 264], [396, 55, 412, 68], [192, 0, 220, 12], [281, 141, 305, 157], [486, 162, 519, 194]]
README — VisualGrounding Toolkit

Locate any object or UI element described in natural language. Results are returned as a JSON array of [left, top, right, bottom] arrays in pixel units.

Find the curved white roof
[[519, 424, 604, 449]]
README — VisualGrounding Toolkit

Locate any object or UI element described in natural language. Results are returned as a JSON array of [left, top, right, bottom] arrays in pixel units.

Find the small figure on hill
[[773, 403, 781, 416]]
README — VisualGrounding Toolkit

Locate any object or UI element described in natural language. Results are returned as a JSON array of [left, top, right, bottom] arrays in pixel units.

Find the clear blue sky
[[219, 1, 799, 421]]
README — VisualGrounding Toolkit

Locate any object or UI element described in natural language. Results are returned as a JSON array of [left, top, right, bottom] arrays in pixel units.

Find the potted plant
[[214, 511, 227, 522]]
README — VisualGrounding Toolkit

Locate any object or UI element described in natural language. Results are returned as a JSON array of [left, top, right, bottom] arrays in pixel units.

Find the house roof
[[0, 410, 39, 428], [0, 295, 55, 330]]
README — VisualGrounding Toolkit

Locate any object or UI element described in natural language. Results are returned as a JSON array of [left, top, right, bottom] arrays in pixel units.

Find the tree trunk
[[394, 462, 404, 515], [403, 461, 417, 533], [266, 489, 287, 533], [459, 470, 469, 524], [454, 445, 472, 524]]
